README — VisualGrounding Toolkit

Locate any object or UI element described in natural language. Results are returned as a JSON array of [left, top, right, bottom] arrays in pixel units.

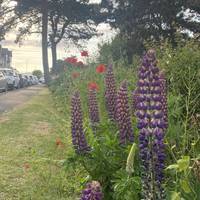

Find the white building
[[0, 45, 12, 68]]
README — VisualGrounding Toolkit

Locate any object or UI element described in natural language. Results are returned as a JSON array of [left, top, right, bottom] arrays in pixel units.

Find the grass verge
[[0, 88, 84, 200]]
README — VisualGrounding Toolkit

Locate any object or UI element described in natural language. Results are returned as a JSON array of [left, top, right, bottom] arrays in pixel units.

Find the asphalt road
[[0, 85, 45, 114]]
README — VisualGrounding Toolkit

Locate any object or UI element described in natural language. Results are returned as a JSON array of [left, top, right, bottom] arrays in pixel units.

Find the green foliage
[[152, 41, 200, 155], [101, 0, 200, 60], [50, 64, 141, 199], [32, 69, 43, 78], [166, 156, 200, 199], [63, 122, 141, 200], [98, 35, 141, 66], [98, 35, 128, 64], [50, 42, 200, 199]]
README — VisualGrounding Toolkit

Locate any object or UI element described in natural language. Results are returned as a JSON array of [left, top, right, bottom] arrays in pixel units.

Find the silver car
[[0, 71, 8, 92], [0, 68, 15, 89], [0, 68, 20, 89]]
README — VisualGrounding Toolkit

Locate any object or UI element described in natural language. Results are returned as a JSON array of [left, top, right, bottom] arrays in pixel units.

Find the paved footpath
[[0, 85, 45, 114]]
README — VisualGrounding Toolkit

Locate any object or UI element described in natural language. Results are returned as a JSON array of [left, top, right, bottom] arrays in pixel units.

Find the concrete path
[[0, 85, 45, 114]]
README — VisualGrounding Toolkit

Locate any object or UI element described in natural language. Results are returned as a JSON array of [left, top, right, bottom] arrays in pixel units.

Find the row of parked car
[[0, 68, 44, 92]]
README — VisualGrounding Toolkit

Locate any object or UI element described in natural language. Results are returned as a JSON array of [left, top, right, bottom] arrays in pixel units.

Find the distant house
[[0, 45, 12, 68]]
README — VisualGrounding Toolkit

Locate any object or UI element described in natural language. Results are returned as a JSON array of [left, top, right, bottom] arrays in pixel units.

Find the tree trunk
[[41, 0, 50, 84], [51, 42, 57, 72]]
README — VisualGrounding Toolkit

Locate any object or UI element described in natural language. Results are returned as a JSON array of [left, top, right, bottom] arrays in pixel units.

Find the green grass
[[0, 88, 84, 200]]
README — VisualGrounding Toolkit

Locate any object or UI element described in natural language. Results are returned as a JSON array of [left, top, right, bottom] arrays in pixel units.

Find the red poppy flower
[[64, 57, 77, 64], [96, 64, 106, 73], [88, 82, 99, 91], [72, 72, 80, 79], [81, 51, 89, 57]]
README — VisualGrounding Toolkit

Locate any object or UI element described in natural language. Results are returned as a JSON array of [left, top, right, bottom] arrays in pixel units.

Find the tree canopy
[[100, 0, 200, 63]]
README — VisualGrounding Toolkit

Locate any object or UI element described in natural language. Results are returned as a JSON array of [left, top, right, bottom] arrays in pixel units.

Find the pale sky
[[0, 23, 115, 73]]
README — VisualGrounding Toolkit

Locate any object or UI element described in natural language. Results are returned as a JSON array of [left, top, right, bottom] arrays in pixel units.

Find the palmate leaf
[[177, 156, 190, 172], [166, 156, 190, 173]]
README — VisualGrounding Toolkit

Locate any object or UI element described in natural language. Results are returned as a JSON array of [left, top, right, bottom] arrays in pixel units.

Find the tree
[[101, 0, 200, 63], [9, 0, 102, 81], [48, 0, 98, 72], [0, 0, 18, 41], [41, 0, 50, 83], [32, 69, 43, 79], [12, 0, 50, 83]]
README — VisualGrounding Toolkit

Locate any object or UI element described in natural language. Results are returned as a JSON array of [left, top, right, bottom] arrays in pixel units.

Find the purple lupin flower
[[105, 64, 117, 121], [71, 91, 90, 154], [136, 49, 167, 199], [80, 181, 103, 200], [116, 80, 134, 145], [88, 89, 100, 125]]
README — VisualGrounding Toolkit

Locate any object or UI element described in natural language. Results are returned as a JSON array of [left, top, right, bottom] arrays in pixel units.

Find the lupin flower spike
[[71, 91, 90, 154], [116, 80, 134, 145], [88, 89, 100, 125], [104, 64, 117, 121], [136, 49, 167, 199], [80, 181, 103, 200]]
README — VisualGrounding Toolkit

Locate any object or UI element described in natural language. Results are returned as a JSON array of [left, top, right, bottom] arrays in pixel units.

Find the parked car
[[0, 68, 20, 89], [24, 74, 32, 86], [29, 75, 35, 85], [32, 75, 39, 84], [19, 74, 28, 88], [39, 76, 45, 84], [0, 68, 15, 89], [0, 71, 8, 92], [13, 69, 20, 89]]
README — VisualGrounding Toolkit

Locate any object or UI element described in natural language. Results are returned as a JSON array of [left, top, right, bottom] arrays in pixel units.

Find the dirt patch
[[0, 116, 9, 123], [0, 85, 45, 114]]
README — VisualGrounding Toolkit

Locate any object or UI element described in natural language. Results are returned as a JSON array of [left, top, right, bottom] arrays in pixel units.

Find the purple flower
[[71, 91, 90, 154], [116, 81, 134, 145], [105, 64, 117, 121], [136, 49, 167, 199], [80, 181, 103, 200], [88, 89, 100, 125]]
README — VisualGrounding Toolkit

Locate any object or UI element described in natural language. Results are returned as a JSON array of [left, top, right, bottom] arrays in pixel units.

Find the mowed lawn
[[0, 88, 84, 200]]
